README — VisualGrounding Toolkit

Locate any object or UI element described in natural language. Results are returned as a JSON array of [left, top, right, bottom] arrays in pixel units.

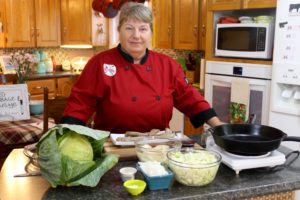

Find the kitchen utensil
[[123, 179, 146, 196], [211, 124, 300, 156], [14, 171, 41, 177]]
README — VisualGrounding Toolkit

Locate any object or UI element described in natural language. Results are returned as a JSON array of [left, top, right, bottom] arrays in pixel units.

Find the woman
[[61, 2, 223, 133]]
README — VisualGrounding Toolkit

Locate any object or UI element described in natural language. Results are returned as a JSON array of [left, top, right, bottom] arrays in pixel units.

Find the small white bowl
[[119, 167, 137, 182]]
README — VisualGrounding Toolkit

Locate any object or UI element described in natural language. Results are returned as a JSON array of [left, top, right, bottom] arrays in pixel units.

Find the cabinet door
[[5, 0, 35, 47], [27, 79, 56, 100], [198, 0, 207, 51], [35, 0, 61, 46], [173, 0, 199, 50], [61, 0, 92, 45], [208, 0, 241, 11], [243, 0, 276, 9], [56, 77, 77, 97], [153, 0, 172, 48]]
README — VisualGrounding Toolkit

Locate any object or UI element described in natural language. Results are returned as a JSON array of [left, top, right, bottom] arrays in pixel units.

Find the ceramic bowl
[[123, 179, 146, 196], [29, 100, 44, 115]]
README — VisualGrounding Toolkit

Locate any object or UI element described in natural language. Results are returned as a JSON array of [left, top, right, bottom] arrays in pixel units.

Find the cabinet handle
[[31, 28, 35, 37], [168, 26, 172, 36], [36, 28, 40, 37], [63, 27, 67, 35], [193, 26, 198, 36], [202, 25, 206, 37]]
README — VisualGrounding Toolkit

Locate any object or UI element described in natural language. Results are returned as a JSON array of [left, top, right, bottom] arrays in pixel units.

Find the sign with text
[[0, 84, 30, 121]]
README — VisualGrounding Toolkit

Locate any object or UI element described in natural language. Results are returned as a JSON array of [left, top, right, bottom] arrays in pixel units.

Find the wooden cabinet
[[27, 79, 56, 100], [153, 0, 206, 50], [243, 0, 277, 9], [1, 0, 60, 48], [184, 116, 203, 136], [27, 76, 77, 100], [208, 0, 276, 11], [153, 0, 172, 49], [173, 0, 199, 50], [57, 76, 78, 97], [34, 0, 61, 46], [61, 0, 92, 46]]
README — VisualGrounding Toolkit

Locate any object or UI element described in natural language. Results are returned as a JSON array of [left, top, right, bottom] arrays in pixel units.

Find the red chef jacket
[[62, 45, 216, 133]]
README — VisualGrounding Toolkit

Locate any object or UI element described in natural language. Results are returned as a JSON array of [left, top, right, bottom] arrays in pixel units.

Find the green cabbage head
[[37, 124, 118, 187]]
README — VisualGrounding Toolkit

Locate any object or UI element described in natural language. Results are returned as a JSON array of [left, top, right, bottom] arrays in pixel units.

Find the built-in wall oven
[[204, 61, 272, 125]]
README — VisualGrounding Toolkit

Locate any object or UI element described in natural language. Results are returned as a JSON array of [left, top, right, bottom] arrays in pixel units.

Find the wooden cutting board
[[104, 140, 137, 161]]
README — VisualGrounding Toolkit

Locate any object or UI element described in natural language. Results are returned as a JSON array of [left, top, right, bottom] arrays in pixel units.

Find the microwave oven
[[215, 23, 275, 59]]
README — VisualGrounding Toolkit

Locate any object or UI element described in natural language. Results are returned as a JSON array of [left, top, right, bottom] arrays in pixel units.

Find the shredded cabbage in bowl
[[167, 148, 221, 186]]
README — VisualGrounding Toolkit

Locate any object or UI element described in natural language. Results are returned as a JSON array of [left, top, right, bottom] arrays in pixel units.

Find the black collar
[[117, 44, 148, 64]]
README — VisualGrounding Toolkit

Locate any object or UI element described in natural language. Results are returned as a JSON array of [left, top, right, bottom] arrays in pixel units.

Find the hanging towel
[[230, 79, 250, 123]]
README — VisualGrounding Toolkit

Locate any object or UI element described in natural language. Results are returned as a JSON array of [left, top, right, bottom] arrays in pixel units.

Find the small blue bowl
[[138, 165, 174, 190], [29, 100, 44, 115]]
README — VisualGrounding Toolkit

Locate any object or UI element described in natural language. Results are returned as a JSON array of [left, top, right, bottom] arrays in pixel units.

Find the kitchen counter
[[1, 146, 300, 200], [28, 70, 78, 80]]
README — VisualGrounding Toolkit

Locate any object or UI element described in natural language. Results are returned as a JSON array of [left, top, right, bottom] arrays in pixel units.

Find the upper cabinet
[[153, 0, 206, 50], [35, 0, 61, 46], [61, 0, 92, 46], [208, 0, 276, 11], [173, 0, 199, 50], [1, 0, 60, 48], [153, 0, 172, 49]]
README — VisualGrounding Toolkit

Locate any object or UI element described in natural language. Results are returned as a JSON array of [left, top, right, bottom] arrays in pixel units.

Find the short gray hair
[[118, 2, 153, 32]]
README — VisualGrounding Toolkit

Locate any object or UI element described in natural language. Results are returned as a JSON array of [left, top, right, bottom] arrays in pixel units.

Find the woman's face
[[119, 18, 152, 59]]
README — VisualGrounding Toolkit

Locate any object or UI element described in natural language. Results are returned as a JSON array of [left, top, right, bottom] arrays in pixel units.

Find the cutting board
[[104, 140, 137, 161]]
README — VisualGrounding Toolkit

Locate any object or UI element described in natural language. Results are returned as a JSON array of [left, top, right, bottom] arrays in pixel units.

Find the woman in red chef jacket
[[61, 2, 223, 133]]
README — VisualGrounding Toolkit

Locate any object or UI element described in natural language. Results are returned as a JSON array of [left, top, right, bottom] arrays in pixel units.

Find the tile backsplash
[[0, 47, 203, 65]]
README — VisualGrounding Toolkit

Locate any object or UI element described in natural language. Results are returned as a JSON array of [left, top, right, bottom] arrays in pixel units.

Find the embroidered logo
[[103, 64, 116, 77], [184, 77, 189, 84]]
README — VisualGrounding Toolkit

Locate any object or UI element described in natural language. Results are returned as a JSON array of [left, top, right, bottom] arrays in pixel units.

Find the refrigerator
[[269, 0, 300, 150], [269, 1, 300, 198]]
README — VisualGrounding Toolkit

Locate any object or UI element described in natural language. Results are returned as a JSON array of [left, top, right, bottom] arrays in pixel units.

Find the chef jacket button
[[132, 96, 137, 102], [146, 66, 152, 71], [155, 96, 161, 101], [125, 66, 130, 70]]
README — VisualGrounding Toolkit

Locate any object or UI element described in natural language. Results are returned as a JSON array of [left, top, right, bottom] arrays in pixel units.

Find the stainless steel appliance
[[205, 61, 272, 125]]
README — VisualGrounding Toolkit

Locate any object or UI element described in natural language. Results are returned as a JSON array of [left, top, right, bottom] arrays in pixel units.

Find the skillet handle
[[283, 136, 300, 142]]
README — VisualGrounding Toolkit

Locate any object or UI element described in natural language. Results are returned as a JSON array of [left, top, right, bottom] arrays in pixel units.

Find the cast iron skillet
[[212, 124, 300, 156]]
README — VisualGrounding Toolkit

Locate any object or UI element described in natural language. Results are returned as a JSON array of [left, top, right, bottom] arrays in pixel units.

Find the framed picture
[[0, 55, 16, 74]]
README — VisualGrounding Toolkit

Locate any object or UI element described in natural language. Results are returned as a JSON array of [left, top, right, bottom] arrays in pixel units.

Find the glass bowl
[[135, 137, 182, 163], [167, 147, 221, 186]]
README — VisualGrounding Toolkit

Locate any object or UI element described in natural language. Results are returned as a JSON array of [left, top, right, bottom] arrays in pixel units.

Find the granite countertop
[[28, 70, 78, 80], [38, 146, 300, 200]]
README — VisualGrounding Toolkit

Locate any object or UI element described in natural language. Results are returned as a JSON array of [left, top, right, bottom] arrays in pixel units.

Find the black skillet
[[211, 124, 300, 156]]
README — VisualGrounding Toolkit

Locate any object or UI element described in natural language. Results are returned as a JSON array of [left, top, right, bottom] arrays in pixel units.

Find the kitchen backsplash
[[0, 47, 203, 65]]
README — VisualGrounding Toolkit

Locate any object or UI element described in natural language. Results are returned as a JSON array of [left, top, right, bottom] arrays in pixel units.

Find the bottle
[[45, 58, 53, 73], [51, 55, 56, 72], [37, 61, 46, 74]]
